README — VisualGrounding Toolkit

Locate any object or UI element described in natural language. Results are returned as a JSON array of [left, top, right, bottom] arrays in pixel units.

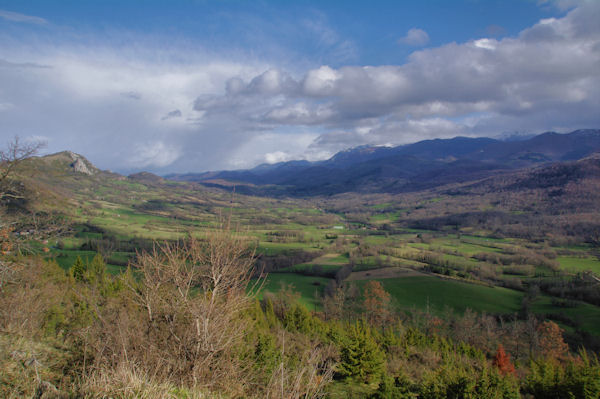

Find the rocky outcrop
[[68, 151, 95, 175]]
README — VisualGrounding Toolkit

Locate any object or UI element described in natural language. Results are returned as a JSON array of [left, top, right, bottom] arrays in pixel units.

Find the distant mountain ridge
[[167, 129, 600, 196]]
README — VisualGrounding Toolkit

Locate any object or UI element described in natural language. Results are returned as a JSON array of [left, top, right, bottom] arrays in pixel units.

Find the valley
[[2, 130, 600, 397]]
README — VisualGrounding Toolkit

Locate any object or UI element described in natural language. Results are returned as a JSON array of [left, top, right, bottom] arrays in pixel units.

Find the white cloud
[[302, 66, 340, 96], [265, 151, 290, 164], [473, 38, 497, 50], [398, 28, 430, 46], [537, 0, 585, 12], [0, 9, 47, 25], [226, 131, 319, 169], [157, 1, 600, 168], [130, 141, 181, 168]]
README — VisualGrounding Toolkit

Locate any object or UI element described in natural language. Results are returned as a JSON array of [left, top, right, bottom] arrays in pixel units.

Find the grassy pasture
[[531, 297, 600, 336], [365, 275, 524, 315], [257, 242, 321, 255], [279, 263, 342, 275], [259, 273, 331, 310], [21, 154, 600, 344], [49, 249, 127, 275], [310, 253, 349, 264], [556, 256, 600, 274]]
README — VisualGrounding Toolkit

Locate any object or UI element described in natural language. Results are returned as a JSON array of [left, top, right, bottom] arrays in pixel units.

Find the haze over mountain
[[167, 129, 600, 196]]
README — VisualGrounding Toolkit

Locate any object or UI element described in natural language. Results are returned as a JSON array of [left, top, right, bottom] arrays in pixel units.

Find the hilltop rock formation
[[68, 151, 95, 175]]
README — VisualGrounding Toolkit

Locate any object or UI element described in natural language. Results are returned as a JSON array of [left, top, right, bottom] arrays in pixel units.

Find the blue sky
[[0, 0, 598, 173], [1, 0, 562, 67]]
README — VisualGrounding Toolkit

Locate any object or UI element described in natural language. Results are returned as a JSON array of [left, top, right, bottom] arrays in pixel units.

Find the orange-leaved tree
[[493, 344, 515, 376], [537, 320, 569, 362], [363, 280, 392, 328]]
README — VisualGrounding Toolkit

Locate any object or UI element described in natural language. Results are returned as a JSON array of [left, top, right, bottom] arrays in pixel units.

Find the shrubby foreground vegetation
[[2, 238, 599, 398], [1, 138, 600, 397]]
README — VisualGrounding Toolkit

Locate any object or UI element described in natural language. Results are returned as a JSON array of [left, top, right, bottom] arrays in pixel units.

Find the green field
[[259, 273, 332, 310], [531, 297, 600, 335], [362, 275, 523, 315], [557, 256, 600, 274], [280, 263, 343, 275], [19, 152, 600, 343], [50, 250, 127, 275]]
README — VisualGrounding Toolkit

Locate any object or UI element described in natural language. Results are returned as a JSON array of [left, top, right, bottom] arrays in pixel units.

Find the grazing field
[[531, 297, 600, 336], [556, 256, 600, 274], [50, 250, 127, 275], [358, 275, 524, 315], [259, 273, 332, 310], [347, 266, 424, 281]]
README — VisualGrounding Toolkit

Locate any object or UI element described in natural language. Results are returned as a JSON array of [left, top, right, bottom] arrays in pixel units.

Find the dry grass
[[80, 362, 221, 399], [0, 333, 71, 399]]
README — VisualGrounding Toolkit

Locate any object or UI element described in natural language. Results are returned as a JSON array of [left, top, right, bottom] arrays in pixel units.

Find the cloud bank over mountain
[[0, 1, 598, 173]]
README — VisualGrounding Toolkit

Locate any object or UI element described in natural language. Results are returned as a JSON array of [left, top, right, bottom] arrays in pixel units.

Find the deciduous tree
[[364, 280, 392, 328], [537, 321, 569, 361], [493, 344, 515, 376]]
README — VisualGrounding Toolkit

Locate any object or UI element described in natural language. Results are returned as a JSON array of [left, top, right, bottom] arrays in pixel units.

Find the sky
[[0, 0, 598, 174]]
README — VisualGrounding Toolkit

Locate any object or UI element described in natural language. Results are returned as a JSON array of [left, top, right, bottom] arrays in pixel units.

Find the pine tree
[[338, 319, 385, 384], [71, 256, 86, 281], [263, 298, 278, 328], [283, 302, 319, 334]]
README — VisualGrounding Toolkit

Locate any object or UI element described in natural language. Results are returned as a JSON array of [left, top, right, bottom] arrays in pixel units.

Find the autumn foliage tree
[[363, 280, 392, 328], [493, 344, 515, 376], [537, 321, 569, 362]]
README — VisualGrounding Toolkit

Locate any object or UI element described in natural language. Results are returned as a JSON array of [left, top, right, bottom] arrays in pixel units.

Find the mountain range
[[166, 129, 600, 196]]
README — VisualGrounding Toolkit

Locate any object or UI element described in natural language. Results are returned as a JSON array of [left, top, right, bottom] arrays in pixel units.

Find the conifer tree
[[263, 297, 278, 328], [338, 319, 385, 384], [71, 256, 86, 281]]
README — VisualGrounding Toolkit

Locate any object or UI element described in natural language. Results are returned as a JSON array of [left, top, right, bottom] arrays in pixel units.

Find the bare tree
[[0, 137, 45, 287], [0, 136, 45, 200], [92, 223, 266, 392], [266, 334, 334, 399]]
